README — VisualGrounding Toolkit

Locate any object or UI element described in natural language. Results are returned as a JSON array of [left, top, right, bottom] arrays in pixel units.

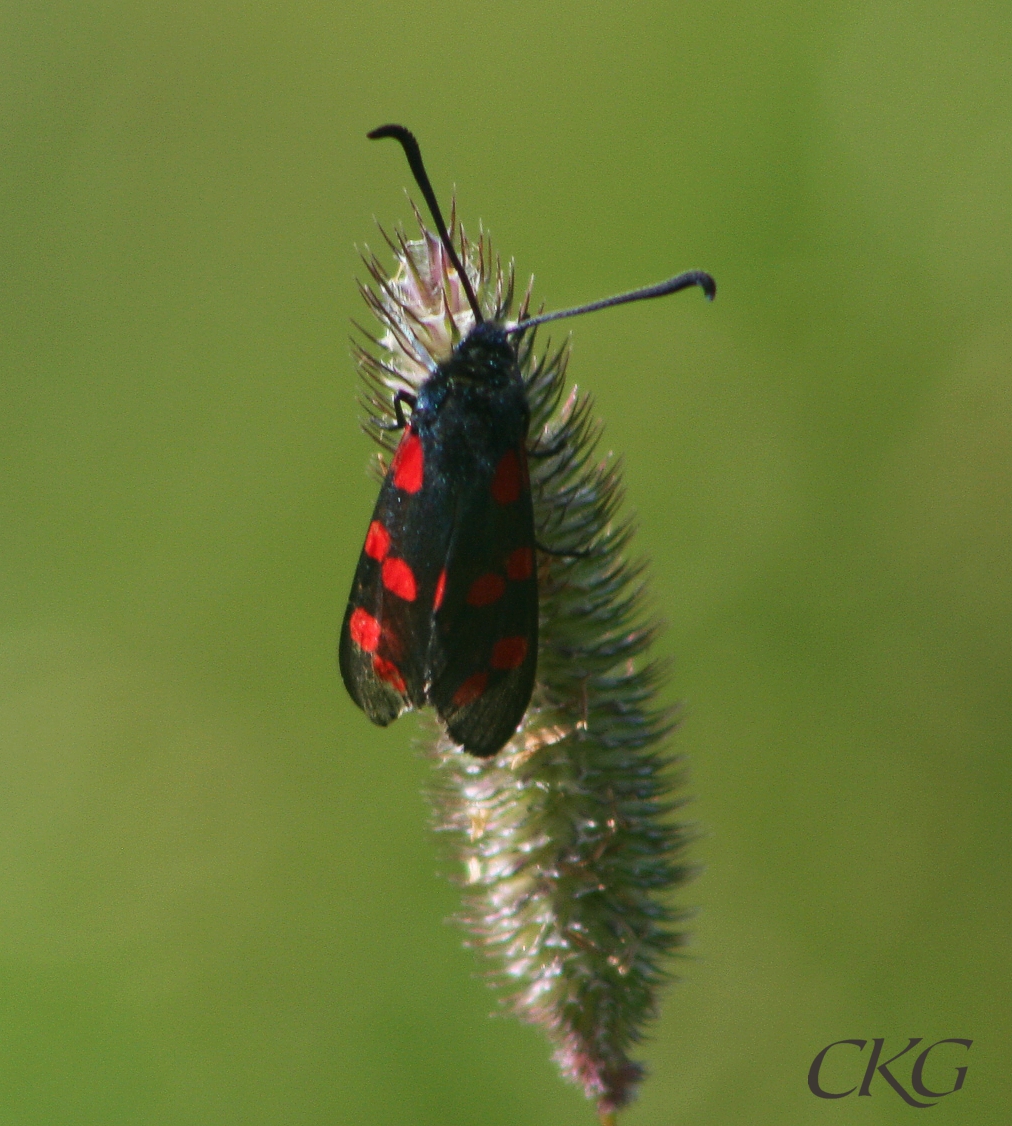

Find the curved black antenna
[[368, 125, 484, 324], [507, 269, 715, 334]]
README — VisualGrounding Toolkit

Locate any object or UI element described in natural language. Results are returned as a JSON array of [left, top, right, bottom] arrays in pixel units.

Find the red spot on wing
[[433, 569, 447, 611], [349, 608, 381, 653], [392, 430, 424, 493], [491, 636, 528, 670], [467, 572, 506, 607], [491, 448, 523, 505], [506, 546, 533, 581], [365, 520, 390, 561], [372, 655, 406, 694], [382, 557, 417, 601], [380, 621, 404, 661], [452, 671, 488, 708]]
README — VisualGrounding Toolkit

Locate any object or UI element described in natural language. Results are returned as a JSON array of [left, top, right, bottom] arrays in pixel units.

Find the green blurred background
[[1, 2, 1008, 1123]]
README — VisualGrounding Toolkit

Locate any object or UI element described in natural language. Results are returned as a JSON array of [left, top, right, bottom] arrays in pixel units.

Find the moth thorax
[[448, 323, 517, 385]]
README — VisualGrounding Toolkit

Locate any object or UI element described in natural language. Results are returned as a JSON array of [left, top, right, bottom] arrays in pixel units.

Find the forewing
[[339, 427, 450, 727], [427, 444, 538, 757]]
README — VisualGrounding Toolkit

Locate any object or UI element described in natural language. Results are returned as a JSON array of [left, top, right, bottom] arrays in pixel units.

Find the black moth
[[340, 125, 714, 757]]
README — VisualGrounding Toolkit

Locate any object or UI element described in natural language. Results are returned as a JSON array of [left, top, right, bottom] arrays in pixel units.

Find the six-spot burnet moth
[[340, 124, 714, 758]]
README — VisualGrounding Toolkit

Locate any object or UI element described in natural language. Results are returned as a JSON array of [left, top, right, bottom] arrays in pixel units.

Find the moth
[[340, 125, 714, 757]]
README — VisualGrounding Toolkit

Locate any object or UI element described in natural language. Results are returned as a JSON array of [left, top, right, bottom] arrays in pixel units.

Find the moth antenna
[[368, 125, 484, 324], [508, 269, 716, 334]]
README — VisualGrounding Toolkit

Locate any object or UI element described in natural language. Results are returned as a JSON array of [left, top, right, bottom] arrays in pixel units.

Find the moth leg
[[534, 485, 593, 557], [374, 390, 418, 431], [536, 539, 592, 559], [527, 435, 567, 459]]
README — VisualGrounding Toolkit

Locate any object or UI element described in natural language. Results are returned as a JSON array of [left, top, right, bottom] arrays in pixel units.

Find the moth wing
[[338, 585, 416, 727], [427, 444, 538, 757], [339, 430, 450, 727]]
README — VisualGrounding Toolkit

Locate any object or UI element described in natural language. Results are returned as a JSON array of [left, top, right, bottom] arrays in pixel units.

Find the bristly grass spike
[[340, 124, 713, 759]]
